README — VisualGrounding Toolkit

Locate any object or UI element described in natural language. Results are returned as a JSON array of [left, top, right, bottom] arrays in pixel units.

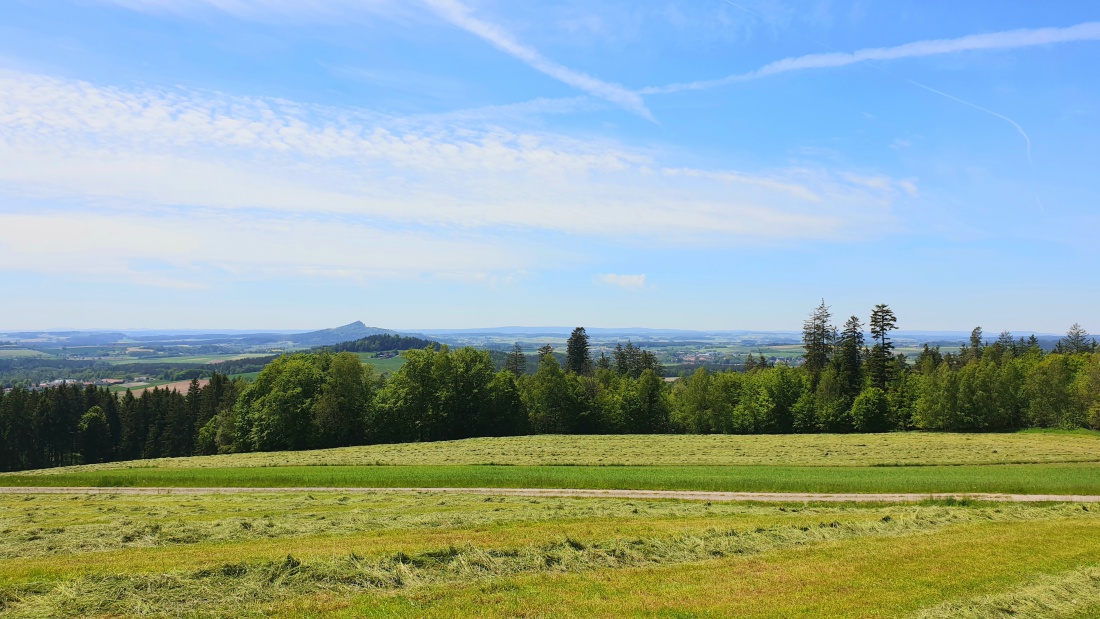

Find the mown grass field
[[9, 430, 1100, 474], [8, 462, 1100, 495], [5, 432, 1100, 617], [1, 492, 1099, 617]]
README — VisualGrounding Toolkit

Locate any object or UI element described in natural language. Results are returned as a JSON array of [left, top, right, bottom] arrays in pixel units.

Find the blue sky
[[1, 0, 1098, 333]]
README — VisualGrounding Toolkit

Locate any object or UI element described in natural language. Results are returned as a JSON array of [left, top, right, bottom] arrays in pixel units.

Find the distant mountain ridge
[[288, 322, 396, 347], [0, 321, 404, 349]]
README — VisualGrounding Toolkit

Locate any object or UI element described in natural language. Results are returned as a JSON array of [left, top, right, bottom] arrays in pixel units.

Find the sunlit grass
[[8, 431, 1100, 477], [351, 517, 1100, 619], [3, 495, 1096, 618], [6, 462, 1100, 495]]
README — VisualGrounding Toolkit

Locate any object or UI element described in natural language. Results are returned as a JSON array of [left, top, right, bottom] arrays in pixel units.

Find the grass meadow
[[1, 492, 1099, 617], [353, 352, 408, 374], [5, 431, 1100, 617], [9, 430, 1100, 474], [8, 462, 1100, 495]]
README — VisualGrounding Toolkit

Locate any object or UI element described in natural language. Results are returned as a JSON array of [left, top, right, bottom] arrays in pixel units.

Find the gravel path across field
[[2, 486, 1100, 502]]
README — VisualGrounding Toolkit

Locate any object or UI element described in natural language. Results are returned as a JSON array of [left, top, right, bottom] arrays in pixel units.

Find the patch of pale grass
[[913, 566, 1100, 618], [7, 432, 1100, 476], [0, 504, 1080, 618]]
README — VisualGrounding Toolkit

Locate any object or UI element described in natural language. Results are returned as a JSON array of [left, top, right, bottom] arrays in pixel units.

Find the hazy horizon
[[0, 322, 1066, 339]]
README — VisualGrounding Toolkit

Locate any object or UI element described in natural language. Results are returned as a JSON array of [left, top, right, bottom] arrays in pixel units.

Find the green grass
[[1, 491, 1097, 618], [11, 432, 1100, 475], [6, 462, 1100, 495], [8, 433, 1100, 616], [352, 515, 1100, 619], [355, 352, 407, 374]]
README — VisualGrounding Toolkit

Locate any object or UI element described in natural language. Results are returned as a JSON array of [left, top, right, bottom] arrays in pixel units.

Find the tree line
[[1, 317, 1097, 472], [0, 374, 239, 471]]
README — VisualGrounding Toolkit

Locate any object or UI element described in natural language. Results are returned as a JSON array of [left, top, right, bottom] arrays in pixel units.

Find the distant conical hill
[[289, 321, 396, 347]]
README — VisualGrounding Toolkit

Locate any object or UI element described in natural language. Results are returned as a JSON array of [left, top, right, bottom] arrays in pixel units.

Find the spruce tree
[[504, 343, 527, 375], [1059, 323, 1095, 354], [565, 327, 592, 375], [867, 304, 898, 391], [836, 316, 864, 399], [801, 299, 833, 380], [595, 352, 612, 371]]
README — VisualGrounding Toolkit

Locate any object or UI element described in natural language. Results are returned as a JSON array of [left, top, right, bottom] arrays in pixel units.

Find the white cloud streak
[[421, 0, 652, 119], [594, 273, 646, 289], [643, 21, 1100, 94]]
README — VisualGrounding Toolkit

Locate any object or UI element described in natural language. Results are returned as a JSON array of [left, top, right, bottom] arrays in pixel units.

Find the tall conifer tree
[[867, 304, 898, 391]]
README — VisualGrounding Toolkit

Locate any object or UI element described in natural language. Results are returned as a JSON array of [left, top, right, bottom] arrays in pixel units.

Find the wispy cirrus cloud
[[420, 0, 652, 119], [100, 0, 410, 21], [101, 0, 652, 119], [643, 21, 1100, 94], [0, 67, 922, 289], [0, 69, 907, 244]]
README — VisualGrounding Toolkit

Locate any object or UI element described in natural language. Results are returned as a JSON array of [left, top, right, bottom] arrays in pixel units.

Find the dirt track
[[2, 486, 1100, 503]]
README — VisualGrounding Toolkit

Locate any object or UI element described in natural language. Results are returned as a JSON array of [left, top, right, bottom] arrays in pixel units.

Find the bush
[[851, 387, 891, 432]]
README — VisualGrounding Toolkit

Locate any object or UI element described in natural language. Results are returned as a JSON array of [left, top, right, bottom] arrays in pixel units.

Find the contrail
[[906, 80, 1043, 212], [711, 0, 1045, 212], [907, 80, 1033, 165], [645, 18, 1100, 94], [422, 0, 654, 120]]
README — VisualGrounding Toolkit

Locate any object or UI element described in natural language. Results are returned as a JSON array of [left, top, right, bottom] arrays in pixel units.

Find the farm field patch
[[101, 353, 274, 365], [0, 349, 52, 359], [354, 352, 408, 374], [117, 378, 210, 396]]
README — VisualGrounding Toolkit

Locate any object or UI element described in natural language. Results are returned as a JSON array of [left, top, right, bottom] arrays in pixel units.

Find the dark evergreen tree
[[565, 327, 592, 375], [595, 352, 611, 371], [504, 343, 527, 376], [963, 327, 990, 365], [867, 304, 898, 391], [1059, 323, 1096, 354], [835, 315, 865, 400], [801, 299, 833, 382], [1027, 334, 1042, 354]]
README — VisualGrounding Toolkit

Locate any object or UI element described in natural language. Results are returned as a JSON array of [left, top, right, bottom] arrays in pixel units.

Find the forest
[[325, 333, 438, 353], [1, 307, 1098, 472]]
